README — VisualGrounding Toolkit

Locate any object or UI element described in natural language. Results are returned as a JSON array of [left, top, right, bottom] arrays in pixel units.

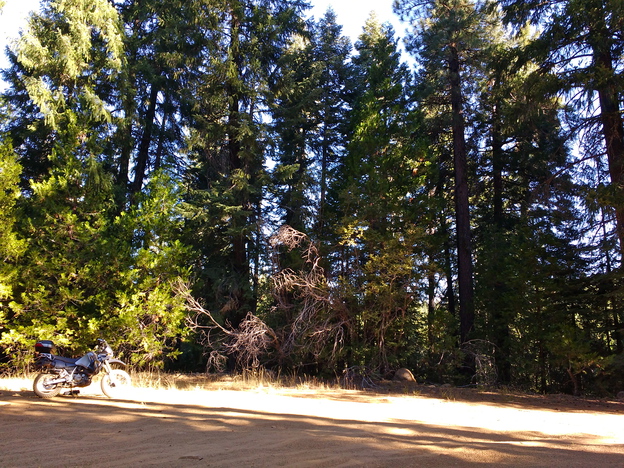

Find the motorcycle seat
[[52, 356, 79, 367]]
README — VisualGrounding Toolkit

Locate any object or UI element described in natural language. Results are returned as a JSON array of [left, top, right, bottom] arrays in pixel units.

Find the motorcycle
[[33, 338, 131, 399]]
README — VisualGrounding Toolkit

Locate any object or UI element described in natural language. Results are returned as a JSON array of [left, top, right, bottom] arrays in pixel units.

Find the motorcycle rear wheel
[[33, 372, 62, 399], [101, 369, 131, 398]]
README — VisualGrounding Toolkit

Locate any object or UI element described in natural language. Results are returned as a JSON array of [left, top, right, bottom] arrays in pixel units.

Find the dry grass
[[128, 369, 339, 393], [0, 369, 339, 394], [3, 370, 623, 417]]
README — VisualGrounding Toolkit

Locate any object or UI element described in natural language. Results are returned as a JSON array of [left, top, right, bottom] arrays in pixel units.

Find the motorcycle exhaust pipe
[[44, 377, 68, 386]]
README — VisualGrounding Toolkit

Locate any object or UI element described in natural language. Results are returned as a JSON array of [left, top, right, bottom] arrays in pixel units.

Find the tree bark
[[589, 14, 624, 257], [596, 62, 624, 256], [226, 5, 252, 327], [131, 84, 158, 196], [491, 99, 512, 384], [427, 268, 436, 347], [449, 44, 475, 345]]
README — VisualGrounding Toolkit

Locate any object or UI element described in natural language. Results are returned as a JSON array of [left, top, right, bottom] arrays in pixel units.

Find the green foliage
[[1, 0, 624, 395], [17, 0, 123, 131], [108, 171, 191, 365], [182, 0, 310, 328], [326, 16, 425, 374], [2, 150, 119, 365], [0, 139, 26, 346], [2, 167, 189, 368], [0, 1, 189, 368]]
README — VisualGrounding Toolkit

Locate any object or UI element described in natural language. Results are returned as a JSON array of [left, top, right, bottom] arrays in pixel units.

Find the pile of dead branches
[[180, 225, 347, 372]]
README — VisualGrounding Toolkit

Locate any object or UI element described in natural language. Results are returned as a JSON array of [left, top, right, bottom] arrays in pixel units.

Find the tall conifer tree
[[394, 0, 489, 350], [0, 0, 190, 365], [183, 0, 309, 329], [500, 0, 624, 260], [330, 15, 419, 372], [473, 17, 576, 385]]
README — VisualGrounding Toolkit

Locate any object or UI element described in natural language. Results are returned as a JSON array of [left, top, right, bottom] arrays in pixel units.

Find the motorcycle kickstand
[[62, 389, 80, 396]]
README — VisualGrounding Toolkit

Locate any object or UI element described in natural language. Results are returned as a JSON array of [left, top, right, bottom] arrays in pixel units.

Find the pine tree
[[2, 0, 124, 191], [329, 15, 419, 372], [395, 0, 491, 352], [270, 24, 321, 233], [498, 0, 624, 392], [2, 0, 126, 357], [472, 20, 578, 384], [0, 0, 190, 366], [500, 0, 624, 259], [182, 0, 309, 330], [113, 0, 217, 204], [269, 9, 351, 274], [308, 10, 352, 240]]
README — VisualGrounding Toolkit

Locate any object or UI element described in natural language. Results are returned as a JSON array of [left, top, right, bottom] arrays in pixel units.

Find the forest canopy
[[1, 0, 623, 396]]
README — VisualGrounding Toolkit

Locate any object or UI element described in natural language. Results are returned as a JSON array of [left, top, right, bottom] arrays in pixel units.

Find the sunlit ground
[[2, 375, 622, 447]]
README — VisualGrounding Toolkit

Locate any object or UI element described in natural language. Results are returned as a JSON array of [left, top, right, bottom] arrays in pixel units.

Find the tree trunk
[[131, 84, 158, 196], [491, 100, 512, 384], [316, 111, 329, 238], [449, 44, 475, 345], [596, 71, 624, 257], [492, 104, 504, 224], [427, 268, 436, 347], [154, 102, 170, 171], [226, 6, 252, 328], [442, 222, 456, 318], [590, 17, 624, 257], [115, 80, 136, 207]]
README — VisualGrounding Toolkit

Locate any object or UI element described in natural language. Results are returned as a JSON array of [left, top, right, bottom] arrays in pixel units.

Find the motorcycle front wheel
[[101, 369, 131, 398], [33, 372, 62, 399]]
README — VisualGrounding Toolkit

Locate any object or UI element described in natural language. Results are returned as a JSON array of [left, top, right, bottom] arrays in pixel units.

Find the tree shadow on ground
[[362, 381, 624, 415], [0, 389, 621, 467]]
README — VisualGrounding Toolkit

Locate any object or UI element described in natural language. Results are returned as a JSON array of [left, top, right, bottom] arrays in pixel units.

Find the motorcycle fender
[[34, 355, 54, 369], [108, 359, 127, 367]]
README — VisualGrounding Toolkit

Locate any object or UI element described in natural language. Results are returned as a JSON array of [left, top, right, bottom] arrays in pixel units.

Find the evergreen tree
[[474, 49, 580, 386], [111, 171, 191, 365], [2, 0, 124, 191], [308, 10, 352, 240], [329, 15, 419, 372], [498, 0, 624, 392], [270, 9, 351, 236], [183, 0, 309, 330], [0, 139, 25, 345], [270, 31, 318, 233], [466, 13, 576, 385], [114, 0, 216, 204], [0, 0, 189, 366], [500, 0, 624, 260], [395, 0, 490, 353]]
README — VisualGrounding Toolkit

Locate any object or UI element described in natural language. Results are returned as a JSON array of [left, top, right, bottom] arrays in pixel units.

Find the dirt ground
[[1, 377, 623, 467]]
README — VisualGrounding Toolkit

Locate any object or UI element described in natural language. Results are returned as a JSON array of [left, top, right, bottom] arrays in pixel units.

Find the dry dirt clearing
[[1, 378, 623, 467]]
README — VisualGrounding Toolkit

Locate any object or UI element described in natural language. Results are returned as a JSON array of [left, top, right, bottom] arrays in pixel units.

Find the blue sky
[[309, 0, 405, 42], [1, 0, 405, 64]]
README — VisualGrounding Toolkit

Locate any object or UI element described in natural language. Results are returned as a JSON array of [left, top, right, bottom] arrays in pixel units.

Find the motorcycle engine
[[72, 372, 91, 387]]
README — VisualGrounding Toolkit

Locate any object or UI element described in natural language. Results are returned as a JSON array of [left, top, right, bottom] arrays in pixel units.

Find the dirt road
[[1, 379, 623, 467]]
